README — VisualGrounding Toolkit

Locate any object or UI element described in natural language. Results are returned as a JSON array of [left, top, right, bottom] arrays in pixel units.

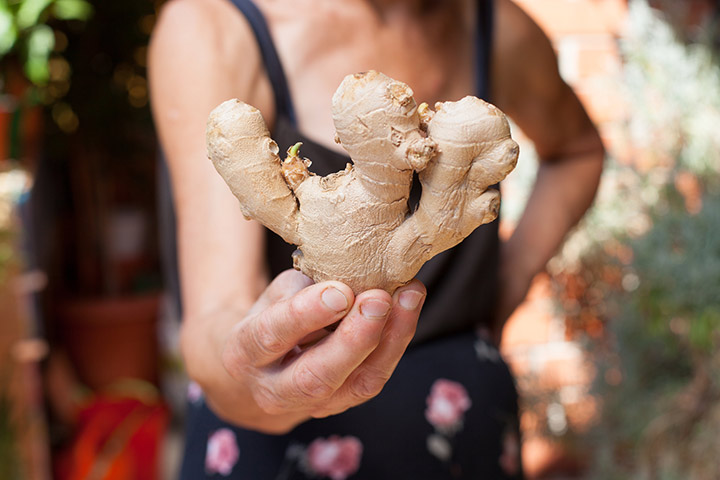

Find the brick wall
[[501, 1, 629, 477], [514, 0, 628, 130], [502, 2, 720, 477]]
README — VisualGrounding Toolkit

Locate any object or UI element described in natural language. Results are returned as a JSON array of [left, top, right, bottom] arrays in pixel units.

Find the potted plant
[[0, 0, 92, 162], [0, 2, 92, 477]]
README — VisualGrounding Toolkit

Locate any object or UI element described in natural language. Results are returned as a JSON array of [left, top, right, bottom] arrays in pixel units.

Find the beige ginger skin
[[207, 70, 519, 294]]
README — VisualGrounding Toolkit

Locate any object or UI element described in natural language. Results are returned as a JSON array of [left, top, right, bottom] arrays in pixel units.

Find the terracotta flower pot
[[56, 293, 161, 392]]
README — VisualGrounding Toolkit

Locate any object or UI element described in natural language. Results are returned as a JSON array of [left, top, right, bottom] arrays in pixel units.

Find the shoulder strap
[[475, 0, 494, 101], [228, 0, 298, 125]]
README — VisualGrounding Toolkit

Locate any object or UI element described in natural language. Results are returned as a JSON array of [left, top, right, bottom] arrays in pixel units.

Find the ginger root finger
[[387, 95, 519, 266], [207, 100, 301, 245], [207, 71, 518, 294]]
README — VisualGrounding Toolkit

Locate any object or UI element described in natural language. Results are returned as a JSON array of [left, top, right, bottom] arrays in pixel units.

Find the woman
[[149, 0, 604, 478]]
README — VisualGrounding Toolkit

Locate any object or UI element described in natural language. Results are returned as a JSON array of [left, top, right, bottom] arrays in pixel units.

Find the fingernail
[[399, 290, 424, 310], [360, 299, 391, 320], [321, 287, 349, 312]]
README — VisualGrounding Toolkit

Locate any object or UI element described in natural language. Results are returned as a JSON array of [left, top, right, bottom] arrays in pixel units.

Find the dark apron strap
[[476, 0, 494, 101], [228, 0, 298, 125]]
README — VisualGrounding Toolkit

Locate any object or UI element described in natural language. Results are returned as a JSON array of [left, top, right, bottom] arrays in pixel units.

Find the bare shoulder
[[491, 0, 601, 160], [152, 0, 253, 53], [152, 0, 243, 56], [149, 0, 270, 113], [494, 0, 547, 54], [491, 0, 562, 111]]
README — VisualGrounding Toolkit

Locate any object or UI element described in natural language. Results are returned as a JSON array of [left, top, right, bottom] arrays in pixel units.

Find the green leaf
[[0, 7, 17, 56], [16, 0, 53, 30], [26, 23, 54, 55], [52, 0, 92, 21], [25, 55, 48, 84], [24, 24, 54, 84]]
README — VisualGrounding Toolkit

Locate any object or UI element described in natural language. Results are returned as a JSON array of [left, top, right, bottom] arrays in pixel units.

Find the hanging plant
[[0, 0, 92, 89]]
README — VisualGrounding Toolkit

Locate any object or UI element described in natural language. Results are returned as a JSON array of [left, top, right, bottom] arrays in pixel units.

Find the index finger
[[225, 280, 355, 369]]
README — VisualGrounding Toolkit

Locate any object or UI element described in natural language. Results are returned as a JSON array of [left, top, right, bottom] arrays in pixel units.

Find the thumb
[[248, 269, 315, 316]]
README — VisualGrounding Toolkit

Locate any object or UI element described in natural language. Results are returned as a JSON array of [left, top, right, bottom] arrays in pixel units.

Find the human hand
[[210, 270, 425, 433]]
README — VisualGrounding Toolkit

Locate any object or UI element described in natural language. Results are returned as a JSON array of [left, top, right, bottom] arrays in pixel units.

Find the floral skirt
[[179, 331, 523, 480]]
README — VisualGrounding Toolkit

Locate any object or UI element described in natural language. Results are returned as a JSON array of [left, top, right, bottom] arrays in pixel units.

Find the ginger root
[[207, 71, 518, 294]]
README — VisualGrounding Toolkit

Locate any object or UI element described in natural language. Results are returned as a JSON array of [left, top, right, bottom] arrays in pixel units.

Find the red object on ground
[[54, 396, 169, 480]]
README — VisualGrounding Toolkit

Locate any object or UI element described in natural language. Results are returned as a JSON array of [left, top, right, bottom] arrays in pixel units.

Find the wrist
[[495, 240, 539, 333], [179, 311, 310, 434], [499, 239, 538, 291]]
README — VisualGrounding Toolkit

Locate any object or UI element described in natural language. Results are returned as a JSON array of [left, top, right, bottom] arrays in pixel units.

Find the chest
[[256, 0, 478, 149]]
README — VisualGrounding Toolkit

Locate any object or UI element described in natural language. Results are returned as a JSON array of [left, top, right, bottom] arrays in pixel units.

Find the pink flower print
[[205, 428, 240, 476], [306, 435, 363, 480], [425, 378, 472, 432]]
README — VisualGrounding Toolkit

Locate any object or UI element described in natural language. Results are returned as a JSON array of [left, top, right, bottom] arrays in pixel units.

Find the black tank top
[[159, 0, 499, 346]]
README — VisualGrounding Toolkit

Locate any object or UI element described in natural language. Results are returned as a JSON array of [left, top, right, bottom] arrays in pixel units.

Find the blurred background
[[1, 0, 719, 479]]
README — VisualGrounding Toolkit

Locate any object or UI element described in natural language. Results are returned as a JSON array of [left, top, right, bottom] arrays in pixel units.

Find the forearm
[[504, 150, 604, 280], [493, 146, 603, 336]]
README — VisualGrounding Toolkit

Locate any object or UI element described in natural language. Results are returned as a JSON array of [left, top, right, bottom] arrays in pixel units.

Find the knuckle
[[348, 367, 388, 401], [336, 318, 381, 349], [253, 384, 286, 415], [384, 321, 414, 345], [287, 293, 308, 322], [221, 344, 242, 378], [221, 333, 253, 379], [293, 363, 336, 400], [251, 319, 286, 360]]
